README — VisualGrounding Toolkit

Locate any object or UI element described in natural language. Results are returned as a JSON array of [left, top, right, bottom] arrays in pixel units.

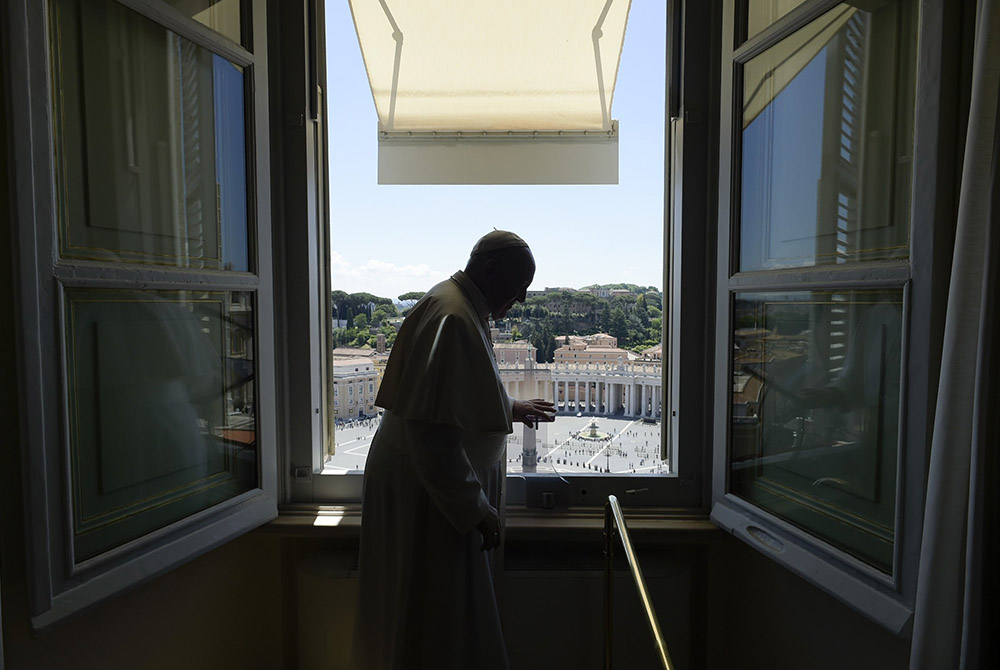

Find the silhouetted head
[[465, 231, 535, 319]]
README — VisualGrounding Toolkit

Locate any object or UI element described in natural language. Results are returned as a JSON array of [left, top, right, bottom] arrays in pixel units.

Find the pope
[[351, 230, 555, 669]]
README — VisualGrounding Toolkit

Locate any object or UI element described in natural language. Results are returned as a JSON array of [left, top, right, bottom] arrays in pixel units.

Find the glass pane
[[163, 0, 243, 44], [51, 0, 250, 270], [739, 3, 914, 272], [747, 0, 809, 39], [730, 289, 902, 571], [66, 289, 256, 561]]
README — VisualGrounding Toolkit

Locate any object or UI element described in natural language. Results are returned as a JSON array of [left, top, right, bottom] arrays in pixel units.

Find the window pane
[[746, 0, 809, 39], [65, 289, 256, 561], [51, 0, 250, 270], [739, 3, 914, 272], [162, 0, 243, 44], [730, 289, 902, 571]]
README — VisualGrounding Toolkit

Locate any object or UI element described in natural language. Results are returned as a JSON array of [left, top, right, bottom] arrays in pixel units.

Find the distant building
[[525, 286, 577, 298], [584, 332, 617, 347], [331, 357, 379, 420], [641, 343, 663, 361], [553, 333, 632, 365], [493, 341, 537, 367], [553, 333, 617, 348], [494, 339, 662, 419], [332, 346, 390, 393], [555, 345, 635, 365]]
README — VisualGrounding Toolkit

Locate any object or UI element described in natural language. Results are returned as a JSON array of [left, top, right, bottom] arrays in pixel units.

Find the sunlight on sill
[[313, 515, 345, 527]]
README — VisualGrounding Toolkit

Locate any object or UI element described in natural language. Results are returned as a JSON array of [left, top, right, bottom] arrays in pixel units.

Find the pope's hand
[[477, 506, 502, 551], [513, 398, 556, 428]]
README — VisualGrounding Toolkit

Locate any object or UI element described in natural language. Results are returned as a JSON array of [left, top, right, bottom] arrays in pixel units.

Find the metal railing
[[604, 495, 674, 670]]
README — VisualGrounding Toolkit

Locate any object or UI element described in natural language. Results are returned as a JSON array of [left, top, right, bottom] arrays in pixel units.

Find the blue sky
[[326, 1, 665, 300]]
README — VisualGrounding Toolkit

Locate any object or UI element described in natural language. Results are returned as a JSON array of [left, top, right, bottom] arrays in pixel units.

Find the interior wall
[[289, 530, 911, 670], [500, 540, 700, 670], [1, 523, 285, 670], [706, 535, 911, 670]]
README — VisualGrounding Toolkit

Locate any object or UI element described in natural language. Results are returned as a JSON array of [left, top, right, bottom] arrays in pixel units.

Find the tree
[[372, 304, 396, 327], [398, 291, 425, 311], [609, 306, 628, 342], [530, 326, 557, 363]]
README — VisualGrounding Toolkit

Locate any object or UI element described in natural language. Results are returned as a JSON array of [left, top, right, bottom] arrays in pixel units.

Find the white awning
[[348, 0, 632, 183]]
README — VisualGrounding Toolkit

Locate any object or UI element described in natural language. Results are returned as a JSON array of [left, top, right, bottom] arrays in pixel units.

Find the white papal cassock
[[351, 271, 513, 670]]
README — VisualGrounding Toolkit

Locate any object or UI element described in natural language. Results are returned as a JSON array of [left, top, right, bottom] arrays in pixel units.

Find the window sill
[[267, 504, 717, 542]]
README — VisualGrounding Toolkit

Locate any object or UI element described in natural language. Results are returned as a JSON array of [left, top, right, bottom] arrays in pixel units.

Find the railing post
[[604, 500, 614, 670], [606, 495, 675, 669]]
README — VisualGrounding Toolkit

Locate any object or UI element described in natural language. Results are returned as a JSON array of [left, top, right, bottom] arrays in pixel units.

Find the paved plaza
[[324, 414, 667, 475]]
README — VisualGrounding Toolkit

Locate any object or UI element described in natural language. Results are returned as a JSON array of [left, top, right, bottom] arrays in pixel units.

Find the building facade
[[331, 357, 378, 420], [495, 341, 663, 420]]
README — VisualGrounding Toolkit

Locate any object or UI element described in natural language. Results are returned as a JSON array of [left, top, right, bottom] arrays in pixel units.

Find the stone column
[[584, 382, 591, 413], [522, 423, 537, 473], [641, 384, 649, 418], [574, 381, 580, 411]]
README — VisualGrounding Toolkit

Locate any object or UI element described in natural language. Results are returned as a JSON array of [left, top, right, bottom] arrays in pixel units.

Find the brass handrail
[[604, 494, 674, 670]]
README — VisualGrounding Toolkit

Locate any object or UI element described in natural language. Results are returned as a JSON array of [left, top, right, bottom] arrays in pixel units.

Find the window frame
[[709, 0, 958, 633], [294, 0, 718, 510], [5, 0, 278, 629]]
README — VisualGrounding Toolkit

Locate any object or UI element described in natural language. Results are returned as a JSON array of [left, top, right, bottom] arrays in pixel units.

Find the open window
[[710, 0, 948, 633], [288, 0, 720, 509], [6, 0, 278, 628]]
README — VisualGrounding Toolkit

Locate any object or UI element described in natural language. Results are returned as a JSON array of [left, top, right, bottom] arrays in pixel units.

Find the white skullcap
[[470, 230, 530, 257]]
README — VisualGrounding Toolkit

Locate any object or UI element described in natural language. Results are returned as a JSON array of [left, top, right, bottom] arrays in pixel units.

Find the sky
[[326, 1, 666, 300]]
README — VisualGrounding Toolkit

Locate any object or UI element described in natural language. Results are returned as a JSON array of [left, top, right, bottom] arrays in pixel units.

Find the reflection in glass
[[739, 3, 914, 272], [747, 0, 809, 39], [65, 289, 256, 561], [51, 0, 249, 270], [163, 0, 243, 44], [730, 290, 902, 571]]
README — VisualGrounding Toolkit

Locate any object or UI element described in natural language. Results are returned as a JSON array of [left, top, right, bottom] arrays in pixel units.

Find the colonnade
[[548, 378, 662, 419], [498, 364, 663, 420]]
